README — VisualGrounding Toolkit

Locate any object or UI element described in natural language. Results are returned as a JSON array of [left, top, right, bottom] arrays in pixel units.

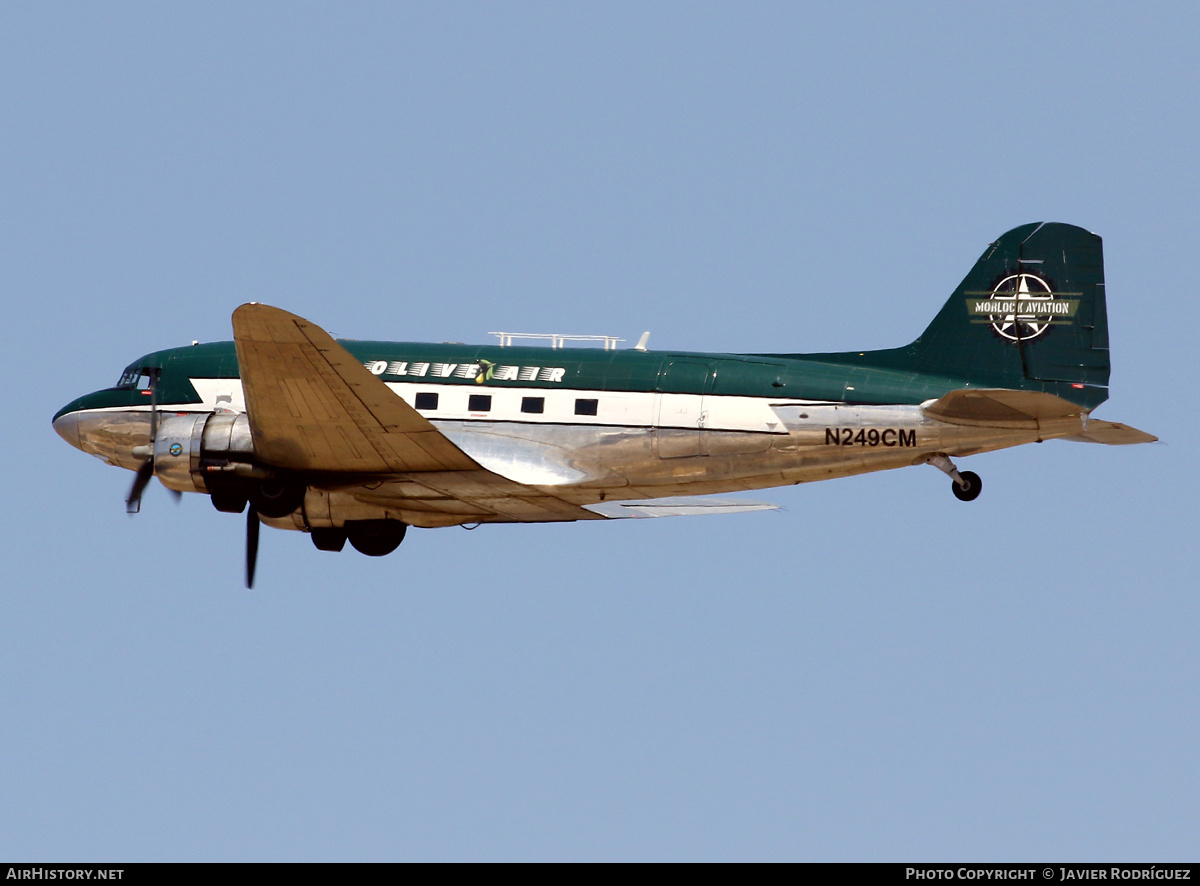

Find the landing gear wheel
[[952, 470, 982, 502], [346, 519, 407, 557], [210, 488, 248, 514], [250, 479, 306, 518], [310, 528, 347, 552]]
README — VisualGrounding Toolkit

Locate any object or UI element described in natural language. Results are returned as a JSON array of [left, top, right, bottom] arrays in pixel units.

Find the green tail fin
[[865, 222, 1111, 408]]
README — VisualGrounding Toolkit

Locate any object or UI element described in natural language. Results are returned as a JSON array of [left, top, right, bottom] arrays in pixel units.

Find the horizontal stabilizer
[[1065, 421, 1158, 445], [583, 496, 779, 519], [923, 388, 1085, 429]]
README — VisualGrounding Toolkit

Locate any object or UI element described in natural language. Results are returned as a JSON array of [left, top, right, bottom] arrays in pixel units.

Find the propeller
[[125, 369, 160, 514], [124, 368, 181, 513], [125, 459, 156, 514], [123, 366, 258, 589], [245, 504, 260, 589]]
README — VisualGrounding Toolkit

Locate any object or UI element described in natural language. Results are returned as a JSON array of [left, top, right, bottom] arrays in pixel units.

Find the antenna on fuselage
[[489, 332, 625, 350]]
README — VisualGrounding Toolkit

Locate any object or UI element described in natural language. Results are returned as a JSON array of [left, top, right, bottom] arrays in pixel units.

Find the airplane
[[53, 222, 1155, 587]]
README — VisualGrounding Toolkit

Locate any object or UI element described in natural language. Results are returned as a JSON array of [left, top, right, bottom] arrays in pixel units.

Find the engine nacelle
[[152, 413, 256, 494]]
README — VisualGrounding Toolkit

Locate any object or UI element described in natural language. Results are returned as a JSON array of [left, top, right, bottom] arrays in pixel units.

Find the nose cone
[[53, 407, 83, 450]]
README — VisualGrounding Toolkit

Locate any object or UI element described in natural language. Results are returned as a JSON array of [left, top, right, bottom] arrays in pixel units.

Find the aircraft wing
[[232, 304, 601, 525], [233, 303, 479, 473]]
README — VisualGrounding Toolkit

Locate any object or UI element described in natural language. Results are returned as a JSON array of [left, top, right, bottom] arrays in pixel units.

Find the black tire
[[346, 519, 407, 557], [310, 527, 347, 552], [210, 488, 248, 514], [952, 470, 982, 502], [251, 478, 306, 518]]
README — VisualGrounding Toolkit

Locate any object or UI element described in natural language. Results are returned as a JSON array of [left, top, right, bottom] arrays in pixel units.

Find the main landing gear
[[208, 480, 409, 559], [208, 477, 306, 518], [922, 454, 982, 502], [311, 520, 408, 557]]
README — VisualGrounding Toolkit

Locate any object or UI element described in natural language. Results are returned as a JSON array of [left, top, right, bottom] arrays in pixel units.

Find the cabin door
[[654, 360, 712, 458]]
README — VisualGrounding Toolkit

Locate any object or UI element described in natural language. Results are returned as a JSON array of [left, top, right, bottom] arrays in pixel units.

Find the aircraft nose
[[53, 409, 82, 450]]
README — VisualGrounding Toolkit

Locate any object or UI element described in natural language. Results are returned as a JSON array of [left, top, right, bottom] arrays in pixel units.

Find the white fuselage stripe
[[184, 378, 843, 433]]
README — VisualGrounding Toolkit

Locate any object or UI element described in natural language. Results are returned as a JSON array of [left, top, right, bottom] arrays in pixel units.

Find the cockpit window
[[117, 367, 155, 389]]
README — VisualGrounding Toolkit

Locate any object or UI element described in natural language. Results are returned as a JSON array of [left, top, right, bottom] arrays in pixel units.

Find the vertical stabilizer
[[827, 223, 1111, 408]]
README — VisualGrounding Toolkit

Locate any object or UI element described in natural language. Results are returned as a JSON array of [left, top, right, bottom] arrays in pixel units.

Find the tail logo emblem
[[965, 273, 1081, 342]]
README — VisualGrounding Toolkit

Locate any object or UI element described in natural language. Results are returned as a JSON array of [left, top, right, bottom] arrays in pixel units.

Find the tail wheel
[[952, 471, 982, 502], [346, 519, 407, 557], [250, 478, 306, 518]]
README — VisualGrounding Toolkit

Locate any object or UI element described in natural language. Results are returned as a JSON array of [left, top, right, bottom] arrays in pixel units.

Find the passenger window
[[414, 392, 438, 410], [468, 394, 492, 412], [521, 397, 545, 414], [574, 398, 598, 416]]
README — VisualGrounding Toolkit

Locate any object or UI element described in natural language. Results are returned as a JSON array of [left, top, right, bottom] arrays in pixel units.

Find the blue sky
[[2, 2, 1196, 860]]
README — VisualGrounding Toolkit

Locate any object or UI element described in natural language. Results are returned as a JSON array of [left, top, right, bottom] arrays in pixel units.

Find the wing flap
[[348, 471, 603, 524]]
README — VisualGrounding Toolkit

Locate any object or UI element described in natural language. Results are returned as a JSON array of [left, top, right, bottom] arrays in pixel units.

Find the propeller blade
[[168, 488, 182, 503], [126, 459, 154, 514], [245, 505, 260, 589], [148, 368, 159, 442], [126, 369, 162, 514]]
